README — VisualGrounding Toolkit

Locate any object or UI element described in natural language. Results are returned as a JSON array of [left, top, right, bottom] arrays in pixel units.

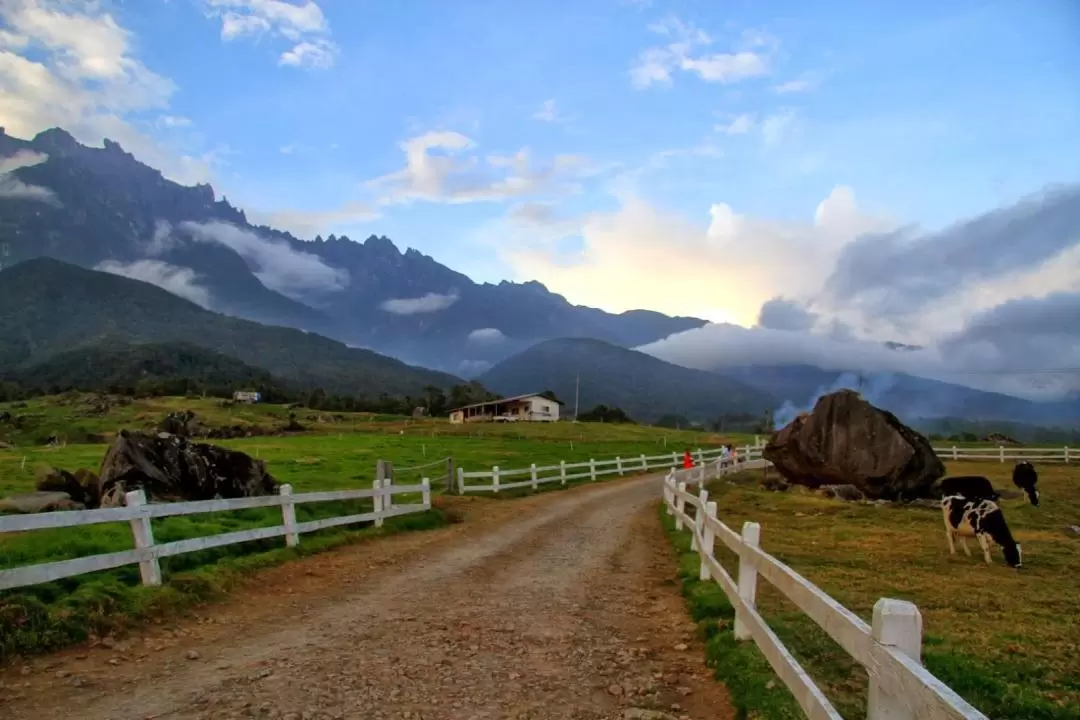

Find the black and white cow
[[1012, 462, 1040, 506], [939, 475, 1000, 502], [942, 494, 1023, 568]]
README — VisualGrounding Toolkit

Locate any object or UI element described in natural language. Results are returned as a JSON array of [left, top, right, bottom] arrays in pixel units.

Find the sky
[[1, 0, 1079, 399]]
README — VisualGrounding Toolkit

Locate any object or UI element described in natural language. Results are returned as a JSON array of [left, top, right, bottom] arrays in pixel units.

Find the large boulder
[[98, 430, 279, 506], [763, 390, 945, 500], [0, 491, 83, 514], [35, 467, 102, 508], [157, 410, 204, 438]]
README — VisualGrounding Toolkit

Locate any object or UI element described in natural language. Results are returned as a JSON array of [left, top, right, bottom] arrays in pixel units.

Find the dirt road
[[0, 473, 734, 720]]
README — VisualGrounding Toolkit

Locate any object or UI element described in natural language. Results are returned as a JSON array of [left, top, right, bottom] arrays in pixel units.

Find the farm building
[[449, 393, 562, 424], [232, 390, 261, 404]]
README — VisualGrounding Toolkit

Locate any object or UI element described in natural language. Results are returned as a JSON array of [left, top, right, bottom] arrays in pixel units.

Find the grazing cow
[[939, 475, 1000, 502], [941, 494, 1022, 568], [1012, 462, 1040, 506]]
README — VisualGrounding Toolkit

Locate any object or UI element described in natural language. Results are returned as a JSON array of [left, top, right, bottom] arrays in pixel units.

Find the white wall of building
[[527, 396, 559, 422]]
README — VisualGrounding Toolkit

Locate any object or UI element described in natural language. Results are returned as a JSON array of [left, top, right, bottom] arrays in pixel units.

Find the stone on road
[[0, 474, 735, 719]]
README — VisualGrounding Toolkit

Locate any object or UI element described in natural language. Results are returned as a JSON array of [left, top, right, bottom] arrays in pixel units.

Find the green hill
[[0, 258, 462, 398], [2, 341, 291, 399], [477, 337, 775, 423]]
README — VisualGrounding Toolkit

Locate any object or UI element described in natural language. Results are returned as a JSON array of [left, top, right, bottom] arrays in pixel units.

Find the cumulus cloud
[[0, 150, 58, 202], [0, 0, 216, 185], [821, 184, 1080, 328], [95, 259, 212, 308], [206, 0, 337, 69], [757, 297, 817, 332], [248, 201, 379, 239], [533, 99, 564, 123], [380, 290, 460, 315], [368, 131, 590, 205], [178, 220, 349, 297], [467, 328, 506, 344], [631, 18, 770, 89]]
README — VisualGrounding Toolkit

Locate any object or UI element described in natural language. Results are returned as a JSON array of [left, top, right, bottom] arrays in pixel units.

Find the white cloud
[[760, 110, 798, 147], [380, 290, 460, 315], [95, 259, 212, 308], [178, 220, 349, 297], [0, 149, 58, 202], [533, 99, 563, 123], [248, 201, 379, 238], [207, 0, 338, 69], [157, 115, 192, 128], [467, 327, 506, 344], [631, 18, 770, 89], [368, 131, 590, 205], [0, 0, 216, 186], [716, 113, 755, 135]]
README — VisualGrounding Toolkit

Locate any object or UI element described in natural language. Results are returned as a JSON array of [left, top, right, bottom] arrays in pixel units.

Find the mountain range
[[0, 127, 703, 376], [1, 126, 1077, 431]]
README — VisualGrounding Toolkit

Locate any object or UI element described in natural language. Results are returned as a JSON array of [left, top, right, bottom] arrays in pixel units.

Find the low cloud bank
[[95, 259, 212, 308], [381, 290, 460, 315]]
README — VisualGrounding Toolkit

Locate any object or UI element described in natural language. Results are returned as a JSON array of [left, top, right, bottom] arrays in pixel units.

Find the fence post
[[1065, 447, 1070, 464], [675, 481, 687, 531], [743, 445, 750, 462], [445, 456, 456, 494], [493, 466, 501, 493], [952, 445, 958, 461], [378, 460, 393, 513], [457, 467, 466, 494], [421, 477, 431, 509], [280, 484, 299, 548], [665, 473, 674, 515], [616, 456, 623, 476], [671, 451, 678, 467], [734, 521, 761, 641], [700, 500, 717, 581], [868, 598, 922, 720], [694, 448, 703, 465], [373, 479, 384, 528], [692, 489, 708, 551], [560, 460, 567, 485], [999, 445, 1005, 463], [641, 453, 648, 471], [125, 489, 161, 587], [589, 458, 597, 481], [530, 463, 538, 490]]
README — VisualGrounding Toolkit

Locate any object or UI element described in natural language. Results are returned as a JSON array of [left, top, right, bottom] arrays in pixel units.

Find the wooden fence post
[[125, 489, 161, 587], [373, 479, 384, 528], [675, 481, 687, 531], [734, 521, 761, 641], [378, 460, 393, 513], [868, 598, 922, 720], [421, 477, 431, 509], [616, 456, 623, 476], [530, 463, 538, 490], [1065, 446, 1070, 464], [445, 456, 455, 494], [665, 473, 674, 515], [457, 467, 466, 494], [999, 445, 1005, 463], [492, 466, 501, 493], [671, 451, 678, 467], [589, 458, 597, 481], [952, 446, 958, 461], [560, 460, 567, 485], [280, 484, 299, 548], [695, 448, 703, 465], [700, 500, 717, 581], [641, 453, 648, 471]]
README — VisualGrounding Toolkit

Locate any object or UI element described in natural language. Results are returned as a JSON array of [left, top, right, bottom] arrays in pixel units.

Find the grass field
[[0, 393, 745, 661], [666, 460, 1080, 720]]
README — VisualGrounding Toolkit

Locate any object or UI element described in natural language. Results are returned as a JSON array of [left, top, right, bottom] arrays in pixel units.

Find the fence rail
[[0, 475, 433, 592], [663, 460, 988, 720], [456, 443, 759, 493], [933, 445, 1071, 463]]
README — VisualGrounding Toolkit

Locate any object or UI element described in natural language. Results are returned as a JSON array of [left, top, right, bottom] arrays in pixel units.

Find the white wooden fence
[[933, 445, 1071, 463], [0, 476, 432, 592], [456, 443, 759, 493], [664, 460, 988, 720]]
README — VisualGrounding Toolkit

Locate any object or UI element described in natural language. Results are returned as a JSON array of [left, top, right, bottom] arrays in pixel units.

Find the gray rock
[[0, 491, 83, 514]]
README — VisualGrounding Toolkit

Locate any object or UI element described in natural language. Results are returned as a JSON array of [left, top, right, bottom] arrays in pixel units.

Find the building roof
[[449, 392, 564, 412]]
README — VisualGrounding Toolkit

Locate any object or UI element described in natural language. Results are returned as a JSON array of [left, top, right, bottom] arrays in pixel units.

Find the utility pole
[[574, 373, 580, 422]]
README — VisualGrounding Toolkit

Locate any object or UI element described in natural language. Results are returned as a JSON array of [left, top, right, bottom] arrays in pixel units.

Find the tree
[[578, 404, 635, 424]]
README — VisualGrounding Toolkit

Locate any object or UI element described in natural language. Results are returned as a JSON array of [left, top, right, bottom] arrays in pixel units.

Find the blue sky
[[1, 0, 1079, 333]]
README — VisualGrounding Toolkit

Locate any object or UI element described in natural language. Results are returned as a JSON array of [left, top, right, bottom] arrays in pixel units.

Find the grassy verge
[[1, 507, 446, 662], [662, 460, 1080, 719]]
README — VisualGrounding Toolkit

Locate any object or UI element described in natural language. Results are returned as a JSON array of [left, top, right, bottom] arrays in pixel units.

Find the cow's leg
[[978, 534, 993, 564], [959, 536, 972, 556], [943, 512, 957, 555]]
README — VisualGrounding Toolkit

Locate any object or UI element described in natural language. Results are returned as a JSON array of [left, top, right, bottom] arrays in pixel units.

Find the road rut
[[0, 473, 734, 719]]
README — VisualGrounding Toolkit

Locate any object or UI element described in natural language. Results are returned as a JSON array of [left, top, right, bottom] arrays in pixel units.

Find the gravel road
[[0, 473, 734, 720]]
